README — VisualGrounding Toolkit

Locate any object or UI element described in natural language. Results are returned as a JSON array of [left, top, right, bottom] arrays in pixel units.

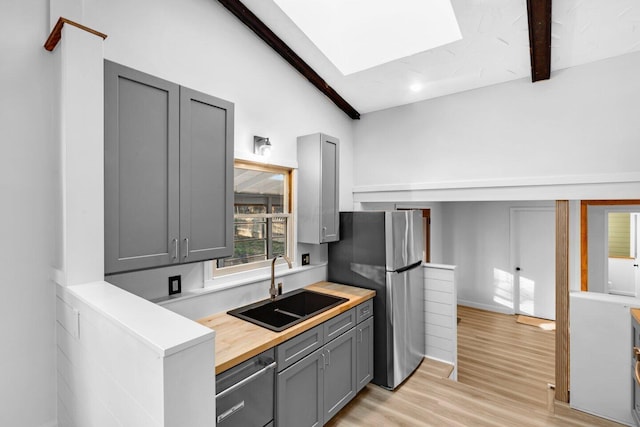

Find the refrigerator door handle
[[395, 260, 423, 274]]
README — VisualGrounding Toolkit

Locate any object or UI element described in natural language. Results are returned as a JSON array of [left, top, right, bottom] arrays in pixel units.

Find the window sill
[[153, 262, 327, 306]]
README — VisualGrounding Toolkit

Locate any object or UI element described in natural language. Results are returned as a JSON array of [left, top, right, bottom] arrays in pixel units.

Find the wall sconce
[[254, 136, 272, 157]]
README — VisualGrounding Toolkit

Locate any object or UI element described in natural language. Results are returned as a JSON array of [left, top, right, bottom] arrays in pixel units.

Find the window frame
[[211, 160, 294, 277]]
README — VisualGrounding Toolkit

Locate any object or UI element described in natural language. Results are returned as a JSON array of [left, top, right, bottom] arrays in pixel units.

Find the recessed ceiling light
[[409, 83, 423, 93], [273, 0, 461, 75]]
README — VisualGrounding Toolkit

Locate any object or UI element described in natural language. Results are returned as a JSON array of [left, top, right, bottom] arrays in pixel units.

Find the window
[[214, 161, 293, 275], [608, 212, 635, 258]]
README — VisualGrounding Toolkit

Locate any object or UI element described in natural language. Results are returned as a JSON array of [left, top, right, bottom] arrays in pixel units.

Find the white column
[[55, 23, 104, 286]]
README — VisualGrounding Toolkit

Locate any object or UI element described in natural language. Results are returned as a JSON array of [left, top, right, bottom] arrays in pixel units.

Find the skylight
[[273, 0, 462, 75]]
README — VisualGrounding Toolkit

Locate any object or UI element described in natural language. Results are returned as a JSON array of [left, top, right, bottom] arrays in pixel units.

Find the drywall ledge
[[353, 173, 640, 202]]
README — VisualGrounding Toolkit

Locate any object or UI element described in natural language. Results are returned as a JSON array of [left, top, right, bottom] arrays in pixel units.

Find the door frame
[[579, 200, 640, 291]]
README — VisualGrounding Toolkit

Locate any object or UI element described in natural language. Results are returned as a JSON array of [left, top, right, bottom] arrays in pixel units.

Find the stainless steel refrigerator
[[328, 210, 424, 389]]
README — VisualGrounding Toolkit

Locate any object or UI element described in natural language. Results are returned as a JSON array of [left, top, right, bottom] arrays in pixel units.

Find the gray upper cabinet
[[297, 133, 339, 244], [104, 61, 233, 274], [104, 61, 180, 274], [179, 87, 233, 263]]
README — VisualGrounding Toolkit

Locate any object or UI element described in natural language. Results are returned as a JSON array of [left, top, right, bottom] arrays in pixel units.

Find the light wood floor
[[326, 306, 623, 427], [457, 305, 555, 408]]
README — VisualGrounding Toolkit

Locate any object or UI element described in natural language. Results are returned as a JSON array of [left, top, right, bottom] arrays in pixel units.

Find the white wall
[[0, 1, 57, 426], [83, 0, 355, 200], [441, 201, 555, 313], [353, 51, 640, 199], [161, 264, 327, 321], [588, 205, 608, 294], [84, 0, 355, 300], [570, 292, 639, 426]]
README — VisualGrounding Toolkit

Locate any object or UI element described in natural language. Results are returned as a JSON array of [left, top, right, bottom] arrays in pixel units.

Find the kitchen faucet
[[270, 254, 292, 300]]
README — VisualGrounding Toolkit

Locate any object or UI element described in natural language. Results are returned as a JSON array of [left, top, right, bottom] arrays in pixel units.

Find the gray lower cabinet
[[275, 304, 372, 427], [323, 328, 357, 421], [276, 347, 324, 427], [104, 60, 233, 274], [356, 316, 374, 392], [276, 330, 356, 427]]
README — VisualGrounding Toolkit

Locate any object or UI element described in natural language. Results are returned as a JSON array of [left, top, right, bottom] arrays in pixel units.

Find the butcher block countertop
[[197, 281, 375, 374], [632, 308, 640, 324]]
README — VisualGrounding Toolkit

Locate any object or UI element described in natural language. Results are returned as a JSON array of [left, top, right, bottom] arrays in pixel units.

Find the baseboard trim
[[458, 300, 514, 315]]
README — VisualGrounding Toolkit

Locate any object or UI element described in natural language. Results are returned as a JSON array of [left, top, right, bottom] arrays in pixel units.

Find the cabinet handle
[[184, 237, 189, 258], [217, 400, 245, 424], [172, 238, 178, 260], [358, 328, 363, 343], [215, 362, 276, 399], [326, 348, 331, 366], [322, 227, 327, 237], [321, 353, 325, 370]]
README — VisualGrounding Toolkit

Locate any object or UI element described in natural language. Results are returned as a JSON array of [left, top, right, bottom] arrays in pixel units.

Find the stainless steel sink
[[227, 289, 347, 332]]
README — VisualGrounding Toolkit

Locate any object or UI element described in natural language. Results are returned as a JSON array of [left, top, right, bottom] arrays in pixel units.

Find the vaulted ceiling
[[222, 0, 640, 116]]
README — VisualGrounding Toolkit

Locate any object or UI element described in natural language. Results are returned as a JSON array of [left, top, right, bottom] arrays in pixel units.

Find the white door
[[607, 212, 640, 297], [511, 208, 556, 320]]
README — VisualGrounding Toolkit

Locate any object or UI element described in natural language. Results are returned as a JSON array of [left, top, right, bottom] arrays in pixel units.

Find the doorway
[[581, 200, 640, 294], [510, 208, 556, 320]]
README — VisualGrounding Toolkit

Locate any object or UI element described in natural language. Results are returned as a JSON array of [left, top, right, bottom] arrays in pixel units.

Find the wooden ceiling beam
[[217, 0, 361, 120], [526, 0, 552, 82]]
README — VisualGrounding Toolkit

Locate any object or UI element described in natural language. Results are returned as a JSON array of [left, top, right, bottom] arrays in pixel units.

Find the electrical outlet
[[168, 275, 182, 295], [302, 253, 310, 266]]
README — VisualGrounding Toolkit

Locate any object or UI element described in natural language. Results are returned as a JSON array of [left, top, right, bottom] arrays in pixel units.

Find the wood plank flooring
[[457, 305, 555, 408], [326, 306, 623, 427]]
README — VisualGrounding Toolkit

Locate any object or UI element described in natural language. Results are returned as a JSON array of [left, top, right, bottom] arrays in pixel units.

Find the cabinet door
[[320, 134, 339, 243], [277, 349, 324, 427], [324, 328, 356, 422], [179, 87, 234, 262], [104, 61, 180, 274], [356, 316, 374, 392], [297, 132, 339, 244]]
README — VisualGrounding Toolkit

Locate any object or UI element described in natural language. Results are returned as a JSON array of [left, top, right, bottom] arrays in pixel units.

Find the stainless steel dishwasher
[[215, 348, 276, 427]]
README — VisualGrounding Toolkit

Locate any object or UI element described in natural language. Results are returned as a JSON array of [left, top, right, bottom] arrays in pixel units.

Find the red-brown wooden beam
[[217, 0, 361, 120], [526, 0, 552, 82]]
